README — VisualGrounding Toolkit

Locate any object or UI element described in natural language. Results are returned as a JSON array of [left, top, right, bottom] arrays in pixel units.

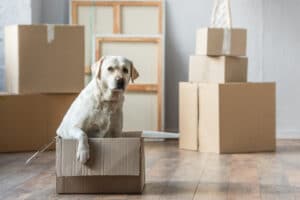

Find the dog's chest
[[85, 103, 121, 136], [87, 109, 111, 131]]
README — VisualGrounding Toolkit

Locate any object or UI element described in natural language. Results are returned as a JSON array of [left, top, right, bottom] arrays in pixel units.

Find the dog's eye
[[122, 67, 128, 74], [108, 66, 114, 72]]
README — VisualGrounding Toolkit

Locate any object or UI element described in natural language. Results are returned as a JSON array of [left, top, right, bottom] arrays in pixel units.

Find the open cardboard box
[[196, 28, 247, 56], [56, 132, 145, 194], [179, 82, 276, 153], [189, 55, 247, 83]]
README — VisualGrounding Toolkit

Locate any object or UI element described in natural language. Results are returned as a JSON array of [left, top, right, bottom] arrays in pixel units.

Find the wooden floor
[[1, 140, 300, 200]]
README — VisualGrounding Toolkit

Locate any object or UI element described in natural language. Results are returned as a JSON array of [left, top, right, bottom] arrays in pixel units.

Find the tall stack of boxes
[[179, 27, 276, 153], [0, 25, 84, 152]]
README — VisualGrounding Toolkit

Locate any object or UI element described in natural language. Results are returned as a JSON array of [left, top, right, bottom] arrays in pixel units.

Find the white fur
[[57, 56, 138, 164]]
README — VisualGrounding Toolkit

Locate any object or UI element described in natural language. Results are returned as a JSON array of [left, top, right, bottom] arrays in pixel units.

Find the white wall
[[31, 0, 42, 24], [0, 0, 67, 91], [1, 0, 299, 138], [40, 0, 69, 24], [261, 0, 300, 138], [0, 0, 33, 90]]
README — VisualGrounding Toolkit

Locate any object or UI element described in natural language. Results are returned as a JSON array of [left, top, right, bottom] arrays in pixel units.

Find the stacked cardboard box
[[179, 28, 276, 153], [1, 25, 84, 152]]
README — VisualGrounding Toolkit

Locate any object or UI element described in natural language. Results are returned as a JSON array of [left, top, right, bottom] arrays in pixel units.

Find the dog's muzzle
[[116, 79, 125, 90]]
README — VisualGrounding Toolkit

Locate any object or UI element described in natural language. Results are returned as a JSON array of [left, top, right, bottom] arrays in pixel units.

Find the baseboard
[[277, 130, 300, 139], [142, 130, 300, 139]]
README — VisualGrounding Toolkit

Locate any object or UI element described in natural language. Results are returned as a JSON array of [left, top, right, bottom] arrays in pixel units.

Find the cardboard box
[[4, 25, 84, 94], [56, 132, 145, 194], [179, 82, 276, 153], [196, 28, 247, 56], [0, 93, 77, 152], [189, 55, 248, 83], [179, 83, 199, 151]]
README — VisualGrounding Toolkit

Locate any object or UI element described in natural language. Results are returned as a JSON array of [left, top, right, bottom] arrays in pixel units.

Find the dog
[[56, 56, 139, 164]]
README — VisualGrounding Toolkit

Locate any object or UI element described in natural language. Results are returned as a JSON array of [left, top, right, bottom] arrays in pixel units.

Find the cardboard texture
[[189, 55, 248, 83], [179, 82, 276, 153], [56, 132, 145, 194], [0, 93, 77, 152], [195, 28, 247, 56], [179, 82, 198, 150], [4, 25, 84, 94]]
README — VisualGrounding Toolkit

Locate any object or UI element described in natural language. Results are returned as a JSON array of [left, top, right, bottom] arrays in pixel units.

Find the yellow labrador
[[57, 56, 139, 164]]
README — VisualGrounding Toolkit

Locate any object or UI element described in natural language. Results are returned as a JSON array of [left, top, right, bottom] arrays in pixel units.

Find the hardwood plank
[[199, 154, 231, 184], [229, 154, 259, 184], [227, 154, 260, 200], [292, 186, 300, 200], [159, 150, 207, 200], [257, 153, 289, 186], [1, 140, 300, 199], [228, 183, 260, 200], [160, 181, 198, 200], [129, 141, 180, 199], [278, 140, 300, 188], [285, 169, 300, 187], [0, 152, 55, 199], [194, 154, 230, 200], [260, 185, 294, 200], [194, 183, 228, 200]]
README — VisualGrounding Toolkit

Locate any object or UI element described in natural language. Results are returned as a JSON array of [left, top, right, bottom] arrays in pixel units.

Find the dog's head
[[91, 56, 139, 91]]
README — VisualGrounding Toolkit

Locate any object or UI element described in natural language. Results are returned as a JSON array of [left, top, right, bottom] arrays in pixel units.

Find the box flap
[[179, 82, 199, 150], [198, 83, 221, 153]]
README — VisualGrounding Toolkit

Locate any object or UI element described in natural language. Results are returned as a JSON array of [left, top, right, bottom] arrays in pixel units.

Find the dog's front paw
[[76, 148, 90, 164]]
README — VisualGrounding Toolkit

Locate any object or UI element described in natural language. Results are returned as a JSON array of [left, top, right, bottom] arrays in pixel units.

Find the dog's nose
[[116, 78, 125, 89]]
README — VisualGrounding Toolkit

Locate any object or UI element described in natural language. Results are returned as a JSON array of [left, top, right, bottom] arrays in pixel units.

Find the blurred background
[[0, 0, 299, 138]]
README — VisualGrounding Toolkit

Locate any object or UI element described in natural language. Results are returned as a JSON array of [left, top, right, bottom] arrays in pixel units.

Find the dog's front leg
[[72, 127, 90, 164]]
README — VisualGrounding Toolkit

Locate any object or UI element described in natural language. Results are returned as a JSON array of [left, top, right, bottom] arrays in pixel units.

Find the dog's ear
[[91, 56, 106, 79], [130, 62, 139, 83]]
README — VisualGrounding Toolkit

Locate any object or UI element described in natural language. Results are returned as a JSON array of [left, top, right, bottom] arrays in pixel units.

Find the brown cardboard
[[195, 28, 247, 56], [4, 25, 84, 94], [56, 132, 145, 194], [179, 82, 276, 153], [0, 93, 77, 152], [189, 55, 248, 83], [179, 82, 198, 150]]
